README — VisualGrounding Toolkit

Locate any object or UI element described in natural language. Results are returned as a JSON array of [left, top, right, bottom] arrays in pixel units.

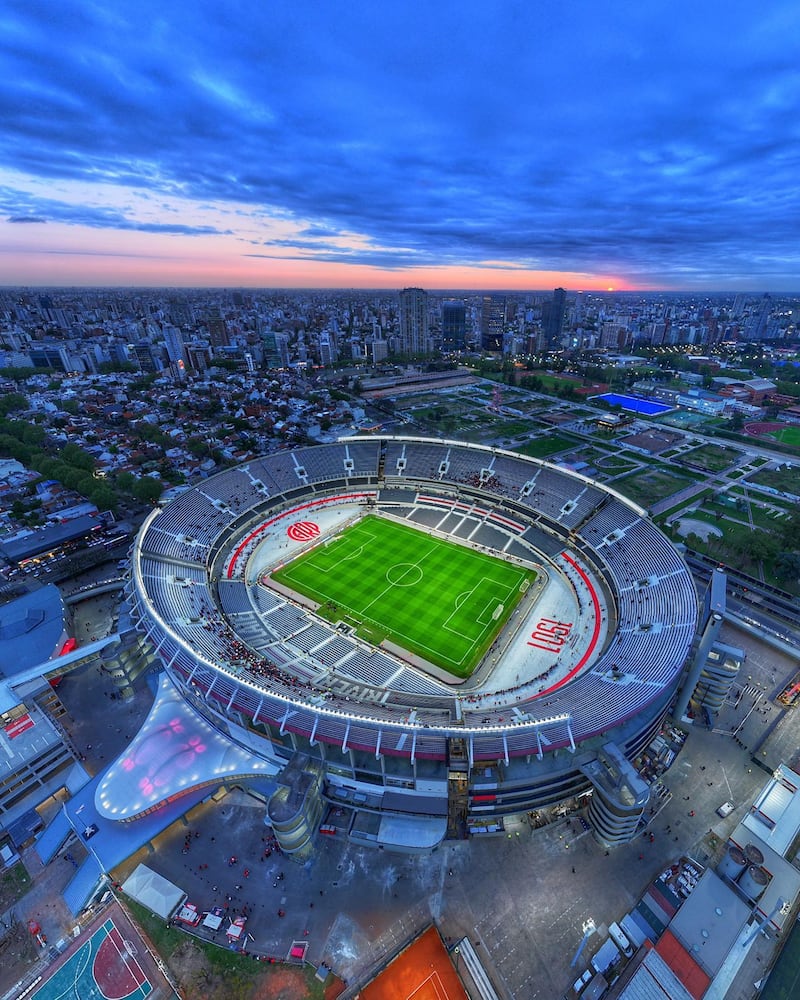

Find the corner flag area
[[270, 515, 536, 678], [359, 925, 468, 1000]]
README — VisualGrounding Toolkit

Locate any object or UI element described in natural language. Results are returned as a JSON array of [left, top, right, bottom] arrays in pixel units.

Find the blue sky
[[1, 0, 799, 289]]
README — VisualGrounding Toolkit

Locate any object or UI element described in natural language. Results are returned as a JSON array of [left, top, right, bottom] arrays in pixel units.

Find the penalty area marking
[[440, 577, 516, 663], [302, 526, 380, 574]]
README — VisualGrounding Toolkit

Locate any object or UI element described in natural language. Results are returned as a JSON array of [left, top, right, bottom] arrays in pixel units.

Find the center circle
[[386, 563, 423, 587]]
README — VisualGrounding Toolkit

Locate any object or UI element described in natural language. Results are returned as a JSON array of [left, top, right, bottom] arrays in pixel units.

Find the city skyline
[[2, 1, 800, 290]]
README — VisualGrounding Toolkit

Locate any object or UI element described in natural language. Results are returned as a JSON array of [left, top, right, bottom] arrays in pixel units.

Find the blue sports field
[[593, 392, 672, 416]]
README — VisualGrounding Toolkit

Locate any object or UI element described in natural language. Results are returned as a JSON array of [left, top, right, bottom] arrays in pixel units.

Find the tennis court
[[271, 515, 535, 677], [359, 925, 468, 1000]]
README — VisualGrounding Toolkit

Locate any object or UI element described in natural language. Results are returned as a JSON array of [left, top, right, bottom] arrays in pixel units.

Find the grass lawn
[[485, 417, 537, 438], [748, 466, 800, 494], [657, 488, 714, 524], [0, 860, 31, 912], [519, 373, 587, 395], [514, 433, 575, 458], [675, 444, 740, 473], [702, 497, 790, 531], [592, 453, 640, 473], [613, 467, 699, 507], [125, 901, 326, 1000], [271, 515, 535, 677]]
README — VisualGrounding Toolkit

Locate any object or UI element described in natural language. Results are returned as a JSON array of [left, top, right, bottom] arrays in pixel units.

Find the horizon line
[[0, 283, 793, 295]]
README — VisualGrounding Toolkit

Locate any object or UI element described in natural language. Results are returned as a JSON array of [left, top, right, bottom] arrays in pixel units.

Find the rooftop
[[0, 583, 66, 676], [742, 763, 800, 858], [668, 869, 749, 977]]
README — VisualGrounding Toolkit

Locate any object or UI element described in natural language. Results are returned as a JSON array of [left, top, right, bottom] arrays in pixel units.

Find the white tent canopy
[[121, 863, 186, 919]]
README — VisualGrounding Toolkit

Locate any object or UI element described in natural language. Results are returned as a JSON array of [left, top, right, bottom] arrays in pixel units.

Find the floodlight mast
[[570, 918, 596, 968]]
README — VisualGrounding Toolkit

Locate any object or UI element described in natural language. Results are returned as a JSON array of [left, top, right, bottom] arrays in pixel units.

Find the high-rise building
[[131, 342, 160, 373], [275, 333, 291, 368], [542, 287, 567, 347], [29, 345, 73, 372], [207, 313, 230, 348], [480, 295, 505, 351], [163, 325, 186, 368], [748, 294, 772, 341], [398, 287, 429, 356], [441, 301, 466, 351], [185, 343, 213, 372], [319, 330, 337, 366], [261, 329, 282, 368]]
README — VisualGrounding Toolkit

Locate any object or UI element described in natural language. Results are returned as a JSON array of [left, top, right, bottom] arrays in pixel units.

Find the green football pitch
[[767, 425, 800, 448], [271, 515, 536, 677]]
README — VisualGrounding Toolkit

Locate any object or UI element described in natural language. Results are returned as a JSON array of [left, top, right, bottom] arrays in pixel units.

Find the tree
[[747, 531, 779, 564], [0, 366, 41, 381], [61, 443, 95, 472], [116, 472, 136, 494], [0, 392, 27, 416], [88, 483, 118, 513], [22, 424, 45, 447], [780, 510, 800, 550], [132, 476, 163, 504], [521, 375, 543, 393], [775, 551, 800, 583]]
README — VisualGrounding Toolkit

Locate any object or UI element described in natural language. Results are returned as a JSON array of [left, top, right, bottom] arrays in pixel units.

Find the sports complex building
[[124, 436, 699, 854]]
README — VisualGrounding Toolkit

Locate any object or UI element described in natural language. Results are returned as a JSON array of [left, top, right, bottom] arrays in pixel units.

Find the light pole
[[453, 945, 460, 976], [570, 918, 596, 968]]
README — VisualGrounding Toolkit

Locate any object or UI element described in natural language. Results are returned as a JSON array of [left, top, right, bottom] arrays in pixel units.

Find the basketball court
[[32, 909, 155, 1000], [359, 925, 468, 1000]]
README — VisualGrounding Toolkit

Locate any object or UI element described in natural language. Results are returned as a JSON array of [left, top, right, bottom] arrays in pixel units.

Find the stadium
[[123, 436, 699, 852]]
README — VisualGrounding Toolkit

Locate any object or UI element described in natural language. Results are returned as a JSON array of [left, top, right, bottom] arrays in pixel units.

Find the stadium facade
[[126, 437, 698, 852]]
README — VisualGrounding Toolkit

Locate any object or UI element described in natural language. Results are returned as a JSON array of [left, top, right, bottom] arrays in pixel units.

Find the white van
[[608, 921, 634, 958], [620, 913, 648, 948]]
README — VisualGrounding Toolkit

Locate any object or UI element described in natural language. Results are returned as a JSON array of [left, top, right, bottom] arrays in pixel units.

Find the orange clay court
[[359, 925, 468, 1000]]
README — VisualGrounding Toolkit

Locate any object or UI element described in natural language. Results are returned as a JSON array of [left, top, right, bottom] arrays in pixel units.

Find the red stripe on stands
[[532, 551, 602, 698]]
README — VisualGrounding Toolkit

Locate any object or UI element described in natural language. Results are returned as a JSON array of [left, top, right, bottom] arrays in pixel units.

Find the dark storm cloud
[[2, 0, 800, 286]]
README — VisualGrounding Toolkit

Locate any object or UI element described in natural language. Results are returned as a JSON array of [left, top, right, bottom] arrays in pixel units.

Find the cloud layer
[[1, 0, 800, 288]]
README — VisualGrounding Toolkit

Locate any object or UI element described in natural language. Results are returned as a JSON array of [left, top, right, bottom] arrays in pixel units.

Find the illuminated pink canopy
[[95, 673, 275, 821]]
